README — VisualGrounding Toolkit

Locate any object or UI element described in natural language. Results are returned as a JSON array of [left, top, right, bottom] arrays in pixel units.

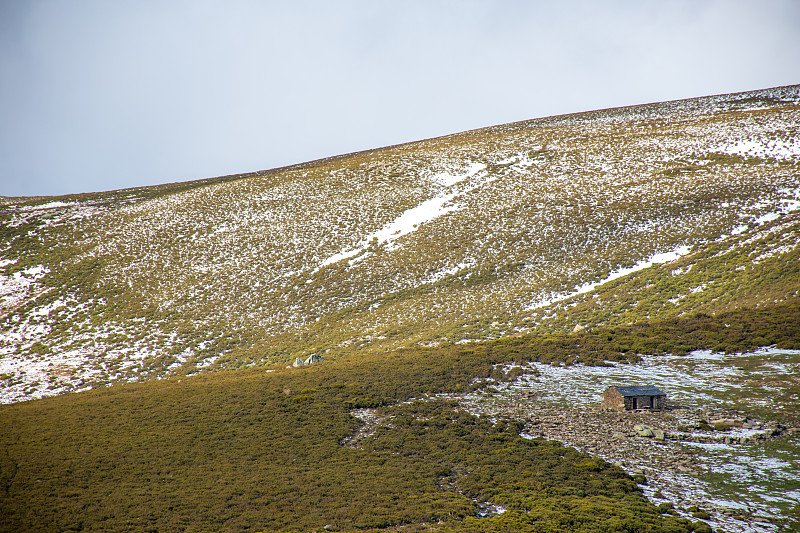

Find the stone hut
[[602, 385, 666, 411]]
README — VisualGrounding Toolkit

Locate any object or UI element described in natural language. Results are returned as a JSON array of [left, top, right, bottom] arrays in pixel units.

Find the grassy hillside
[[7, 303, 796, 532], [1, 86, 799, 402], [2, 85, 799, 532]]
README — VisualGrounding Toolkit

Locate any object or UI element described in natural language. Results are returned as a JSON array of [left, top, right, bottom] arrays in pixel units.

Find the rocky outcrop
[[291, 354, 326, 367], [304, 353, 325, 365]]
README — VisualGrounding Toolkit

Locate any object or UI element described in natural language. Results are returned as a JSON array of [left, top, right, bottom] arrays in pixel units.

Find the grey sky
[[1, 0, 798, 197]]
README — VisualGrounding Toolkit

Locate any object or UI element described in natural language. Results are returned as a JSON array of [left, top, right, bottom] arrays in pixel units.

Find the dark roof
[[612, 385, 666, 397]]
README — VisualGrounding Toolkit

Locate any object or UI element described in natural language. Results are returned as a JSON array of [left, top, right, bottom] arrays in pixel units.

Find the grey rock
[[305, 353, 325, 365], [633, 423, 659, 438]]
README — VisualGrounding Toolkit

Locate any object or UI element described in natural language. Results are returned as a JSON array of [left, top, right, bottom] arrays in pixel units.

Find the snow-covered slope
[[2, 85, 799, 402]]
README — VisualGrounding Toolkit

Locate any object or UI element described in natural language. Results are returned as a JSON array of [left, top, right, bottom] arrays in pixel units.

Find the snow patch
[[716, 138, 800, 160], [20, 201, 76, 211], [0, 265, 50, 311], [431, 162, 487, 186], [422, 261, 476, 284], [527, 245, 692, 310], [731, 225, 749, 235], [319, 164, 488, 269], [319, 193, 462, 267]]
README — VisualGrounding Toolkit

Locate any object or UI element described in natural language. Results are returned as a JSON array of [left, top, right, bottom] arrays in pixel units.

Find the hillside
[[1, 85, 800, 532], [1, 304, 798, 532], [2, 85, 799, 403]]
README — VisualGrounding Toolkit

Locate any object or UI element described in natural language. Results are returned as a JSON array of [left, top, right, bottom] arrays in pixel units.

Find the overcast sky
[[1, 1, 798, 197]]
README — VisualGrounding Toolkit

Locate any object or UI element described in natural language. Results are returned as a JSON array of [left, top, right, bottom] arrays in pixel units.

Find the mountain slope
[[1, 298, 798, 532], [519, 210, 800, 335], [0, 336, 700, 533], [1, 85, 800, 402]]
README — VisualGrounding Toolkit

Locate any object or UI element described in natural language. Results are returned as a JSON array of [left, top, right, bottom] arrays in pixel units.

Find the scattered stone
[[469, 395, 790, 532]]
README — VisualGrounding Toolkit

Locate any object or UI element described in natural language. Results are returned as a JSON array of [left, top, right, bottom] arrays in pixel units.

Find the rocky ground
[[490, 400, 784, 473], [341, 394, 797, 532], [460, 394, 796, 533]]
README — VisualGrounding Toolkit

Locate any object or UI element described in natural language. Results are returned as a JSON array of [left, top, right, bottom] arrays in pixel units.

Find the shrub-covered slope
[[1, 85, 800, 402], [8, 306, 795, 532], [515, 211, 800, 335]]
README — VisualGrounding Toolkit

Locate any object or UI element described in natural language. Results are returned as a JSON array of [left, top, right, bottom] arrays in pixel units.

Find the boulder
[[633, 423, 660, 438], [304, 353, 325, 365]]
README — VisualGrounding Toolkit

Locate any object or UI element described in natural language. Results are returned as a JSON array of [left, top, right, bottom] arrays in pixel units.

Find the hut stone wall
[[602, 386, 666, 411], [601, 387, 625, 410], [653, 394, 666, 410]]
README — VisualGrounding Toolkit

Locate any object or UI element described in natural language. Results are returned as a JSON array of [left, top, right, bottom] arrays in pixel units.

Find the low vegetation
[[2, 86, 800, 404], [2, 303, 798, 531], [517, 212, 800, 336], [2, 84, 799, 531]]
